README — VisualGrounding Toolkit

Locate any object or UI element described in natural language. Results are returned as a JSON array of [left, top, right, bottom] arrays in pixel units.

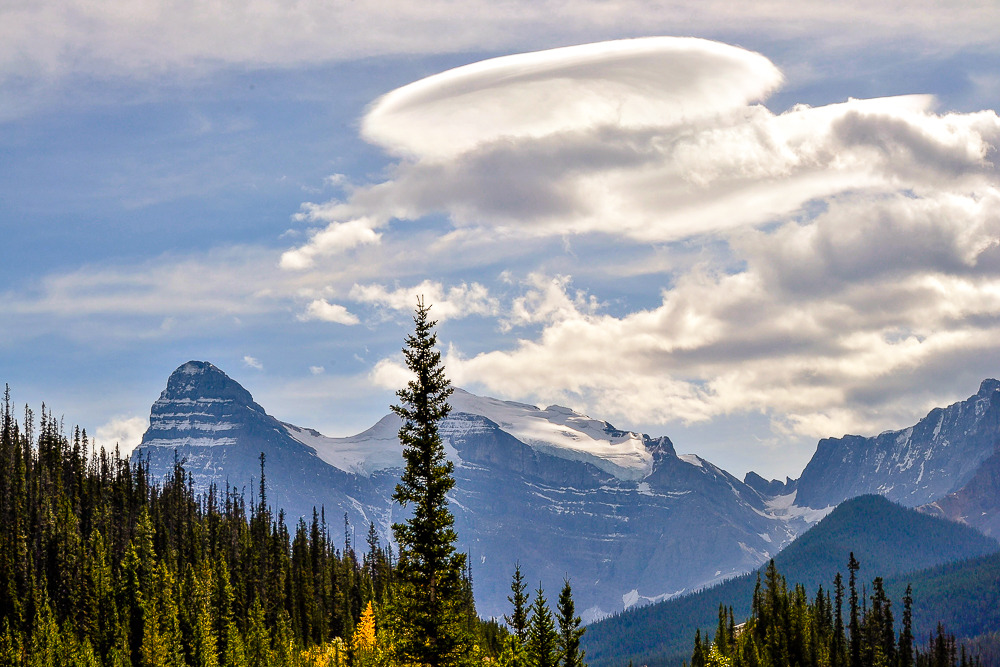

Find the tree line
[[0, 300, 586, 667], [688, 557, 983, 667]]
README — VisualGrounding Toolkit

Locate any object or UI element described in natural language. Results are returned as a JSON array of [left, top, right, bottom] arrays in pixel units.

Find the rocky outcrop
[[795, 380, 1000, 509]]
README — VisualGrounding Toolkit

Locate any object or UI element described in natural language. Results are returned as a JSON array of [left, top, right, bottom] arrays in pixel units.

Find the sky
[[3, 1, 1000, 481]]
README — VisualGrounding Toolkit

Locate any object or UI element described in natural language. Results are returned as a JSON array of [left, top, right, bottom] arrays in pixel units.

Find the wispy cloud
[[4, 1, 999, 88], [243, 355, 264, 370]]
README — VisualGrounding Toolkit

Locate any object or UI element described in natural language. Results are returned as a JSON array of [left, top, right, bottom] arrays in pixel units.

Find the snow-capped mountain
[[133, 361, 812, 621], [794, 379, 1000, 509]]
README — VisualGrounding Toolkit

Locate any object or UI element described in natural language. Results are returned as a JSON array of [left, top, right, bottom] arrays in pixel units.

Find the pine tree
[[390, 298, 469, 667], [848, 553, 861, 667], [556, 579, 585, 667], [899, 585, 914, 667], [527, 585, 559, 667], [506, 563, 530, 646]]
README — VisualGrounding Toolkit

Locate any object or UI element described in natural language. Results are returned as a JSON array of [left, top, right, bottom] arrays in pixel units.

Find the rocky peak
[[160, 361, 256, 405], [140, 361, 273, 449]]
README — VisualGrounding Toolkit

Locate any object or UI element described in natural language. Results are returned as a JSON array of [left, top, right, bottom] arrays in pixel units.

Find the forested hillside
[[685, 560, 987, 667], [582, 496, 1000, 667], [0, 388, 506, 666]]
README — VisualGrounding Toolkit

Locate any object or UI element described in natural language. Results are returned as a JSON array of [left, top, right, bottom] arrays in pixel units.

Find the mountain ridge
[[133, 360, 811, 621]]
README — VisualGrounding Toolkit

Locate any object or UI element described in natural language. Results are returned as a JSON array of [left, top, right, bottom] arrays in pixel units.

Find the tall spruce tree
[[506, 563, 530, 645], [527, 585, 559, 667], [390, 298, 469, 667], [556, 579, 585, 667]]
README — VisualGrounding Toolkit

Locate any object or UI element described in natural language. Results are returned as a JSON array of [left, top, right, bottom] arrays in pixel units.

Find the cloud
[[95, 415, 149, 456], [243, 355, 263, 370], [362, 37, 782, 159], [299, 299, 361, 325], [4, 1, 1000, 89], [309, 37, 1000, 444], [310, 365, 325, 375], [349, 280, 499, 321], [280, 217, 382, 270], [282, 37, 1000, 265]]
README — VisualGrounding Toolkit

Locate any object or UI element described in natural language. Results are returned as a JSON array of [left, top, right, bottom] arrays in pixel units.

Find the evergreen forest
[[687, 558, 986, 667], [0, 386, 582, 667]]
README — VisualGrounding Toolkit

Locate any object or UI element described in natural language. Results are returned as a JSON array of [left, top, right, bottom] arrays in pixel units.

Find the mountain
[[133, 360, 372, 526], [133, 361, 812, 621], [581, 495, 1000, 667], [793, 379, 1000, 510], [919, 448, 1000, 537]]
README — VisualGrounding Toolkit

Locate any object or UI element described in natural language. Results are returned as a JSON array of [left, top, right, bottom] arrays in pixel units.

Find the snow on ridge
[[284, 415, 405, 477], [142, 436, 237, 448], [678, 453, 704, 468], [282, 388, 655, 481], [449, 389, 653, 481]]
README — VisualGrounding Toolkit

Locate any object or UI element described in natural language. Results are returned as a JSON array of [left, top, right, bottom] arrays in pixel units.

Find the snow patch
[[285, 416, 406, 477], [450, 389, 653, 481], [678, 453, 704, 468]]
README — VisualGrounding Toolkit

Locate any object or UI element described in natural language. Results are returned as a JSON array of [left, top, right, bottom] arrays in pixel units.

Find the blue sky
[[3, 1, 1000, 480]]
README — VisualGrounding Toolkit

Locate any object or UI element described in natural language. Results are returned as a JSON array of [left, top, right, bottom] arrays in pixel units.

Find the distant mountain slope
[[133, 361, 805, 621], [919, 448, 1000, 537], [884, 550, 1000, 643], [582, 495, 1000, 667], [795, 380, 1000, 509]]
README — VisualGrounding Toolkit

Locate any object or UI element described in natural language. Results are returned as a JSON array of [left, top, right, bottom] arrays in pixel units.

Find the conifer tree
[[556, 579, 585, 667], [848, 553, 861, 667], [390, 298, 469, 667], [527, 585, 559, 667], [507, 563, 530, 646], [900, 585, 915, 667]]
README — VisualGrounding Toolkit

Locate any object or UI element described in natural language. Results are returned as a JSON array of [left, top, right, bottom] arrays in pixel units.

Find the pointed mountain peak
[[977, 378, 1000, 397], [140, 361, 272, 450], [162, 360, 254, 405]]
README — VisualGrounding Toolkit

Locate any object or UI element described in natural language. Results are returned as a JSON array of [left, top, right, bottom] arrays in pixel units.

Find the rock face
[[135, 361, 373, 528], [794, 380, 1000, 510], [133, 362, 806, 621], [919, 449, 1000, 537]]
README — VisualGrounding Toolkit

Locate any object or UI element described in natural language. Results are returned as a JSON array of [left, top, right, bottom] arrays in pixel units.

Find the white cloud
[[280, 217, 382, 270], [282, 38, 1000, 266], [503, 273, 600, 329], [3, 1, 999, 89], [362, 37, 782, 159], [307, 38, 1000, 444], [349, 280, 498, 321], [299, 299, 361, 325], [310, 365, 325, 375], [437, 188, 1000, 439], [95, 415, 149, 456], [243, 355, 263, 370]]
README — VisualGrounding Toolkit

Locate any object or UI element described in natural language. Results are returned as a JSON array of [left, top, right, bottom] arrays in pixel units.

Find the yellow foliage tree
[[353, 602, 377, 657]]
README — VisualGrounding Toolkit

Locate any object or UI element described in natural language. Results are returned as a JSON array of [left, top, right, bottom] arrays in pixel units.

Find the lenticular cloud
[[362, 36, 783, 160]]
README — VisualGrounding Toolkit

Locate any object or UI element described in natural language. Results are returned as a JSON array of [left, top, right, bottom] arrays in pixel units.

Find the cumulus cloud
[[95, 415, 149, 456], [349, 280, 498, 321], [280, 217, 382, 270], [282, 38, 1000, 266], [299, 299, 361, 325], [349, 38, 1000, 442]]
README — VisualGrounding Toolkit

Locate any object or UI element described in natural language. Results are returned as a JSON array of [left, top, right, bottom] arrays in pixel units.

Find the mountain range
[[132, 361, 1000, 621], [581, 495, 1000, 667]]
